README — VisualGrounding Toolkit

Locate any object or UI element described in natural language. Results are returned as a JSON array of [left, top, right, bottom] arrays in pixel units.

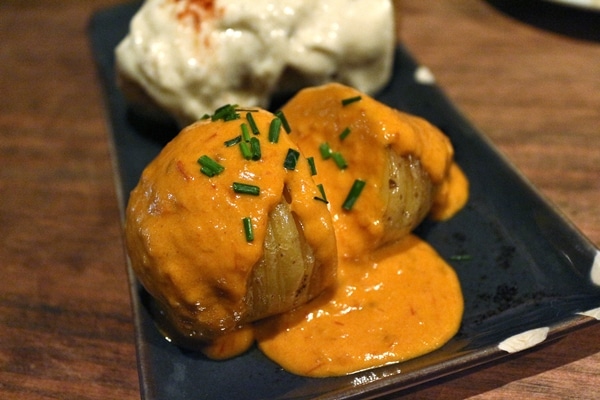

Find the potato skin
[[382, 151, 434, 246], [247, 200, 335, 321]]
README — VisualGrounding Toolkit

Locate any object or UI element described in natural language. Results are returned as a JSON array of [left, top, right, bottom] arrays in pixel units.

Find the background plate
[[89, 2, 600, 399], [543, 0, 600, 11]]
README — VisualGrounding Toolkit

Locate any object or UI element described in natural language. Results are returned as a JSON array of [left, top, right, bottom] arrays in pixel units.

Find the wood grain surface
[[1, 0, 598, 399]]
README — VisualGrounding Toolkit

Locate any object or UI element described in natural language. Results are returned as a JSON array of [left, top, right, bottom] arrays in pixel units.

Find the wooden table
[[1, 0, 599, 398]]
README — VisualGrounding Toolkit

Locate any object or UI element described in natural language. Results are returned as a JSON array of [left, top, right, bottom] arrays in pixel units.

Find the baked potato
[[124, 108, 337, 358], [281, 83, 468, 257]]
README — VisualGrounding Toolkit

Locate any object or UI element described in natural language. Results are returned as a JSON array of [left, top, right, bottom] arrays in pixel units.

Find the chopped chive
[[331, 152, 348, 169], [197, 155, 225, 177], [339, 126, 351, 141], [275, 110, 291, 133], [319, 142, 332, 159], [233, 182, 260, 196], [341, 96, 362, 106], [199, 166, 216, 177], [242, 217, 254, 242], [342, 179, 366, 210], [314, 183, 328, 204], [211, 104, 240, 121], [307, 157, 317, 176], [268, 117, 282, 143], [241, 123, 251, 142], [224, 135, 242, 147], [246, 112, 260, 135], [239, 140, 252, 160], [450, 254, 473, 261], [250, 137, 261, 160], [283, 148, 300, 170]]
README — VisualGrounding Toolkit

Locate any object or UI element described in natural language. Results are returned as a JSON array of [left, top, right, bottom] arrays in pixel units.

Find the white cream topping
[[115, 0, 395, 125]]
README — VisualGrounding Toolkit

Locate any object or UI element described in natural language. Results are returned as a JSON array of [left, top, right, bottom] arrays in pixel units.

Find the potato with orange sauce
[[254, 83, 468, 377], [281, 83, 468, 258], [124, 83, 469, 374], [124, 107, 337, 358]]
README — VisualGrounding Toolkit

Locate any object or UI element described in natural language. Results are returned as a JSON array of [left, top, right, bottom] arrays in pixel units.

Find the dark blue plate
[[89, 2, 600, 399]]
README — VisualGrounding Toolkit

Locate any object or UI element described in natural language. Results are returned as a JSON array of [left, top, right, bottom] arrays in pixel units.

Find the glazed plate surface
[[90, 2, 600, 399]]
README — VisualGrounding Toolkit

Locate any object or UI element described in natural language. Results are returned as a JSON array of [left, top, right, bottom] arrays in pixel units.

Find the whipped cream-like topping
[[115, 0, 395, 125]]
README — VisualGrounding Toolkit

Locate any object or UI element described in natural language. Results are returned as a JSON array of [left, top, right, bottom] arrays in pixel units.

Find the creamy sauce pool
[[255, 235, 463, 377]]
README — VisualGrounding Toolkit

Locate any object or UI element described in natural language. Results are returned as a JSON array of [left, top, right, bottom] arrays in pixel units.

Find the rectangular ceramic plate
[[90, 2, 600, 399]]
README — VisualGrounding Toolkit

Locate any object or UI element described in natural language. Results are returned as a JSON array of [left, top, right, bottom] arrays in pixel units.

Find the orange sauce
[[255, 235, 463, 377]]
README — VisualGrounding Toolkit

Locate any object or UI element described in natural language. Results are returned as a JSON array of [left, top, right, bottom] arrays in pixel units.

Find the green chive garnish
[[242, 217, 254, 242], [211, 104, 240, 121], [275, 110, 291, 133], [250, 137, 261, 160], [342, 179, 366, 210], [331, 152, 348, 169], [246, 112, 260, 135], [319, 142, 332, 160], [307, 157, 317, 176], [239, 141, 252, 160], [341, 96, 362, 106], [339, 127, 351, 141], [450, 254, 473, 261], [197, 155, 225, 177], [233, 182, 260, 196], [200, 167, 219, 177], [224, 135, 242, 147], [314, 183, 328, 204], [269, 117, 282, 143], [241, 123, 251, 142], [283, 148, 300, 170]]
